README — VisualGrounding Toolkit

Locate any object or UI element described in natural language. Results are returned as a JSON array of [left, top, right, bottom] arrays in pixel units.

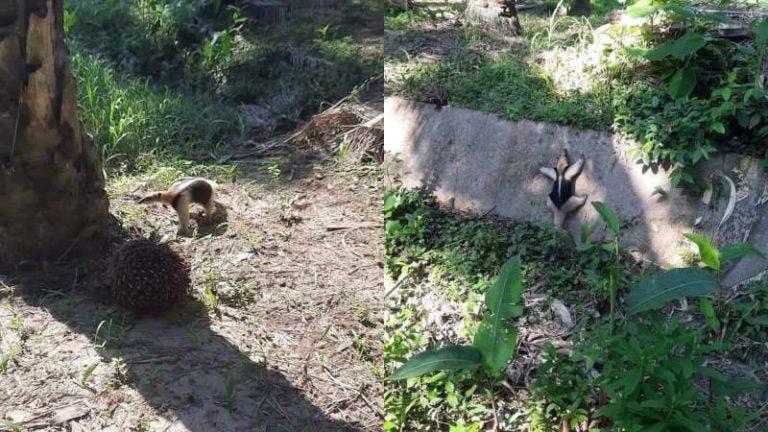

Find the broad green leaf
[[473, 318, 517, 376], [654, 368, 677, 385], [645, 34, 709, 61], [662, 4, 695, 20], [388, 346, 483, 380], [756, 17, 768, 50], [645, 423, 669, 432], [671, 413, 706, 432], [474, 256, 523, 376], [623, 46, 649, 58], [591, 201, 620, 236], [640, 400, 667, 409], [711, 122, 725, 134], [623, 368, 643, 395], [720, 243, 765, 262], [626, 267, 719, 315], [485, 256, 523, 318], [668, 67, 697, 99], [627, 0, 658, 18], [699, 297, 720, 332], [684, 233, 720, 271]]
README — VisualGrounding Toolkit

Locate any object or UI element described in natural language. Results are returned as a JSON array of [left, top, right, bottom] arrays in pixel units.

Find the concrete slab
[[384, 96, 768, 284]]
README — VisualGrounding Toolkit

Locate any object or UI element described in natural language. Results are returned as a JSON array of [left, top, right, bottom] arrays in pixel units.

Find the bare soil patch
[[0, 154, 383, 431]]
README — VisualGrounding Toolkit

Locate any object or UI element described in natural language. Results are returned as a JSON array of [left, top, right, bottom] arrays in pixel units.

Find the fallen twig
[[325, 222, 382, 231]]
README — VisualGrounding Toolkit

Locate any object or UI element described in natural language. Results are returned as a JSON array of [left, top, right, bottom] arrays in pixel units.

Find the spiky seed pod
[[110, 239, 191, 311]]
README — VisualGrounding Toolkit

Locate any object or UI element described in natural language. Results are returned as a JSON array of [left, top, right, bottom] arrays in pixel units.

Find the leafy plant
[[615, 8, 768, 187], [720, 282, 768, 341], [82, 361, 100, 385], [625, 266, 719, 315], [590, 316, 756, 431], [528, 344, 595, 431], [623, 231, 764, 315], [684, 232, 765, 274], [590, 202, 621, 329], [389, 256, 524, 380]]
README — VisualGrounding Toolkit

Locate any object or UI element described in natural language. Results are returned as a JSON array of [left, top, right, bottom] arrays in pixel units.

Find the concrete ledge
[[384, 96, 768, 284]]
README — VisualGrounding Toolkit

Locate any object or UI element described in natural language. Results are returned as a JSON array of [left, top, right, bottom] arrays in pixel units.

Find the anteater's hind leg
[[204, 199, 216, 224]]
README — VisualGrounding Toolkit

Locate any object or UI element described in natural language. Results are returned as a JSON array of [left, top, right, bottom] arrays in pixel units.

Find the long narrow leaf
[[684, 233, 720, 271], [474, 256, 523, 376], [720, 243, 765, 262], [473, 318, 517, 376], [644, 34, 710, 61], [626, 268, 719, 315], [388, 346, 483, 380], [756, 17, 768, 50], [592, 202, 620, 236], [699, 297, 720, 332], [485, 256, 523, 318], [668, 67, 697, 99]]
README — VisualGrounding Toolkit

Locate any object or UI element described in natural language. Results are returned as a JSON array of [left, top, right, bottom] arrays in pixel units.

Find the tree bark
[[0, 0, 109, 268], [568, 0, 591, 17], [465, 0, 522, 37]]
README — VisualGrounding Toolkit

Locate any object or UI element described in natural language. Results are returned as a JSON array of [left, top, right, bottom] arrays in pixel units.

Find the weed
[[219, 282, 257, 309], [384, 187, 765, 429], [8, 313, 22, 331], [224, 371, 238, 414], [721, 282, 768, 341], [202, 267, 222, 317], [94, 315, 130, 350], [385, 5, 437, 30], [0, 420, 21, 432], [355, 306, 377, 328], [267, 163, 282, 182], [82, 361, 100, 385], [528, 344, 594, 431], [110, 357, 130, 387], [0, 345, 17, 374], [277, 229, 292, 241]]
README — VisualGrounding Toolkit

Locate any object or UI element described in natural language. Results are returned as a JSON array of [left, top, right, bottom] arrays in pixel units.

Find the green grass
[[393, 9, 613, 130], [63, 0, 381, 202], [72, 47, 243, 170], [385, 5, 438, 30], [384, 187, 767, 431], [67, 0, 381, 121], [405, 56, 611, 129]]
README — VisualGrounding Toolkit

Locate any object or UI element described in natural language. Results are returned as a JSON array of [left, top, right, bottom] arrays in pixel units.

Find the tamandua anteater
[[539, 150, 588, 228], [138, 177, 216, 234]]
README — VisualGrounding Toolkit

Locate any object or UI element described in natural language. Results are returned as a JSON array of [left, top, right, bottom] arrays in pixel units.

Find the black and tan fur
[[138, 177, 216, 234], [539, 150, 587, 227]]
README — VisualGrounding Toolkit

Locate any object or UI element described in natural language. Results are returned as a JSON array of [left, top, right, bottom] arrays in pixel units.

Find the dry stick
[[325, 222, 382, 231], [321, 365, 384, 418], [383, 269, 411, 299], [9, 85, 23, 165], [490, 390, 500, 432]]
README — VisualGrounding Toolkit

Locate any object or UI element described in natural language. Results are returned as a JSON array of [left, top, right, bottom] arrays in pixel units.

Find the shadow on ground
[[3, 248, 365, 431]]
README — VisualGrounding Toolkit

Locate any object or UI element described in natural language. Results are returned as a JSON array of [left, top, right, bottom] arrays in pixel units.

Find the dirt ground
[[0, 150, 383, 431]]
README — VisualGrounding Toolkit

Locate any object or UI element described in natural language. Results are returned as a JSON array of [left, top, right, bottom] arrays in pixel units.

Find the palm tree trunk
[[0, 0, 109, 268]]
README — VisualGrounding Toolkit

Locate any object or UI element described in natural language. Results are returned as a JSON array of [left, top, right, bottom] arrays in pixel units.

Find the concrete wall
[[384, 96, 768, 285]]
